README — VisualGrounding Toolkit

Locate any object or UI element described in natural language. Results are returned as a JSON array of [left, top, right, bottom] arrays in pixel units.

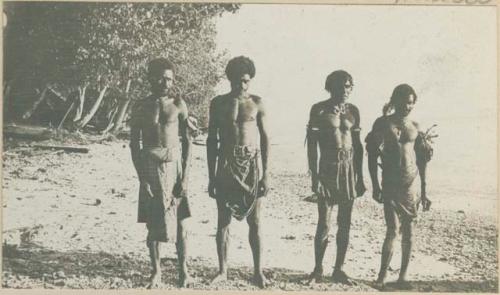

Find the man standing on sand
[[130, 58, 193, 288], [206, 56, 270, 288], [366, 84, 433, 290], [306, 70, 366, 285]]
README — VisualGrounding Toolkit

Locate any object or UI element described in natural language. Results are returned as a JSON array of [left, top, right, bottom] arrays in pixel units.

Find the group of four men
[[129, 56, 433, 289]]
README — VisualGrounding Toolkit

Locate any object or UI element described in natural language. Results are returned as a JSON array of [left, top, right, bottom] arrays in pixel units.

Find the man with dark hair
[[130, 57, 193, 288], [366, 84, 433, 290], [206, 56, 270, 288], [306, 70, 366, 285]]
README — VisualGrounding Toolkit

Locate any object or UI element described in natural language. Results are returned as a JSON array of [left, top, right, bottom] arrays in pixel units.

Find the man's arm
[[417, 153, 428, 206], [350, 105, 366, 196], [366, 117, 384, 203], [256, 97, 270, 196], [415, 126, 432, 211], [206, 97, 219, 198], [129, 107, 144, 182], [178, 99, 192, 192], [306, 105, 320, 192]]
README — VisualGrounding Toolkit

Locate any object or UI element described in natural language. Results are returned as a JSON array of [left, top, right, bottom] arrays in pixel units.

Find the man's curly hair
[[225, 56, 256, 82], [148, 57, 175, 77]]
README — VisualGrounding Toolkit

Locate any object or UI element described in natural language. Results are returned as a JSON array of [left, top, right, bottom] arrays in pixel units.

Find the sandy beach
[[2, 137, 498, 292]]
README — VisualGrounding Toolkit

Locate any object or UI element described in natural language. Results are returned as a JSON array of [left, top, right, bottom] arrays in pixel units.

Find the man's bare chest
[[386, 121, 418, 144], [218, 99, 258, 125], [140, 99, 179, 126], [317, 109, 355, 132]]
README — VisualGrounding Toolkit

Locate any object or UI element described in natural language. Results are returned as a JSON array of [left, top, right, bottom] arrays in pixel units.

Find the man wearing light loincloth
[[366, 84, 433, 290], [130, 58, 193, 288], [206, 56, 270, 288], [306, 70, 366, 285]]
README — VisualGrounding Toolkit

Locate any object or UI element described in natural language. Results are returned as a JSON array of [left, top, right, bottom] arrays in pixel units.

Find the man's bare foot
[[179, 273, 195, 288], [332, 270, 357, 286], [306, 269, 323, 285], [395, 279, 413, 290], [147, 273, 161, 289], [210, 272, 228, 285], [373, 279, 386, 290], [252, 272, 268, 289]]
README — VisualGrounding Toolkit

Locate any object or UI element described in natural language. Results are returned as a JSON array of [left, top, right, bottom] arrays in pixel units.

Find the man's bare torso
[[135, 96, 185, 148], [311, 101, 358, 163], [380, 115, 419, 173], [212, 94, 261, 152]]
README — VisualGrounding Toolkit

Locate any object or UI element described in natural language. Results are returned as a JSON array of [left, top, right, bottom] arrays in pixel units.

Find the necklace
[[331, 102, 346, 115]]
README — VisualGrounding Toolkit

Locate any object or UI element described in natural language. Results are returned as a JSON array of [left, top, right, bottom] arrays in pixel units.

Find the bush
[[4, 2, 239, 131]]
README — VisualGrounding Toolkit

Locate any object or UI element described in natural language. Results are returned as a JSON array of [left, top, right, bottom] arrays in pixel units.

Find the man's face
[[394, 94, 416, 117], [231, 73, 252, 93], [149, 69, 174, 96], [331, 79, 354, 102]]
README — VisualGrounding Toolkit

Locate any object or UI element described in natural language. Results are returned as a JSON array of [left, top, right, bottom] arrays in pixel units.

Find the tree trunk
[[57, 101, 75, 129], [101, 105, 119, 134], [76, 85, 109, 129], [110, 79, 132, 133], [3, 81, 11, 96], [47, 86, 67, 102], [3, 80, 12, 121], [22, 86, 48, 120], [73, 83, 88, 122]]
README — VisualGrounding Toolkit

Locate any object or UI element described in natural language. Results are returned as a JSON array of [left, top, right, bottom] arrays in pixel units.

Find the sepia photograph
[[1, 0, 498, 292]]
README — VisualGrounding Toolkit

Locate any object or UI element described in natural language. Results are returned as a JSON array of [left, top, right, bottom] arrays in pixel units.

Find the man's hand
[[141, 181, 154, 198], [372, 185, 383, 204], [258, 177, 269, 197], [355, 177, 367, 197], [208, 180, 217, 199], [421, 196, 432, 211], [177, 180, 188, 198], [312, 177, 320, 194]]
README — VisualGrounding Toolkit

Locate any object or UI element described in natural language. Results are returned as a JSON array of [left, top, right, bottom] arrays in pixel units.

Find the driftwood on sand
[[32, 145, 89, 153], [3, 124, 53, 141]]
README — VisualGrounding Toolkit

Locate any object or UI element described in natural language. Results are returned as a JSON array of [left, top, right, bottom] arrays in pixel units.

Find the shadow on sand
[[3, 244, 497, 292], [361, 279, 498, 293], [2, 244, 310, 290]]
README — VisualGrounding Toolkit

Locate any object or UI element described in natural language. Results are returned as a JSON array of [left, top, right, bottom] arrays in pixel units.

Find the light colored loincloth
[[137, 146, 190, 242]]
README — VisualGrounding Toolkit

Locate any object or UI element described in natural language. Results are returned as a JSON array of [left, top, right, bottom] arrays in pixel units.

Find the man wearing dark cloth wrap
[[130, 58, 193, 288], [206, 56, 270, 288], [306, 70, 366, 286], [366, 84, 433, 290]]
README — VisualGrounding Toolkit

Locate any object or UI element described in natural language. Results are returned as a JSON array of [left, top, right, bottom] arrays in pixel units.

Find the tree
[[4, 2, 239, 131]]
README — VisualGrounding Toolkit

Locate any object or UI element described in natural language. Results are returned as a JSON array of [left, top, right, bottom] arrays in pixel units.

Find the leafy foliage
[[4, 2, 239, 129]]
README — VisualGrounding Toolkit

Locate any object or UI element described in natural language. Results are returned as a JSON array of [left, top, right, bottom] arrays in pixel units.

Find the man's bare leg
[[177, 218, 193, 287], [308, 197, 333, 285], [147, 238, 162, 289], [375, 205, 399, 289], [374, 227, 398, 289], [247, 198, 267, 288], [332, 200, 357, 285], [212, 199, 232, 284], [396, 219, 413, 289]]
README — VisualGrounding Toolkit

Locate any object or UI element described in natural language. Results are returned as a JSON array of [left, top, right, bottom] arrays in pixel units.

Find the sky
[[215, 4, 497, 196]]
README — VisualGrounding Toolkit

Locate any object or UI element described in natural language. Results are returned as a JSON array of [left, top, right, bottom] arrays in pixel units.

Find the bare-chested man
[[366, 84, 432, 290], [206, 56, 269, 288], [306, 70, 366, 285], [130, 58, 193, 288]]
